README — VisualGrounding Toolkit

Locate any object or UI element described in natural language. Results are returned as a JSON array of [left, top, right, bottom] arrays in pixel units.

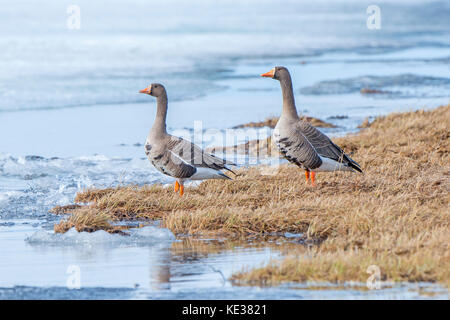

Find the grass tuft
[[233, 115, 336, 129]]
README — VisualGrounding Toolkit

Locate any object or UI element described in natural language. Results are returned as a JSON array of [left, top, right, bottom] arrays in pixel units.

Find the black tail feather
[[347, 160, 363, 173]]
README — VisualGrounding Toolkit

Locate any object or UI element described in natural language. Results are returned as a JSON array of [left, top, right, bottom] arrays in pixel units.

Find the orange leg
[[179, 185, 184, 197], [305, 170, 310, 183], [311, 171, 316, 186], [174, 181, 180, 193]]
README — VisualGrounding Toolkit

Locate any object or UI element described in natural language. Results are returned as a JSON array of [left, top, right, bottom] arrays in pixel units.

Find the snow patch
[[25, 226, 175, 246]]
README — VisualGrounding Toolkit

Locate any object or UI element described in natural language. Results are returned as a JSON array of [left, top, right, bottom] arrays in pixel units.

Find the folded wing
[[297, 121, 362, 172], [274, 126, 323, 170], [167, 136, 235, 173]]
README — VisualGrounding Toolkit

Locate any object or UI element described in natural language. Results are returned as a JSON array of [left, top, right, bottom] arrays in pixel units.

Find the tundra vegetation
[[52, 105, 450, 287]]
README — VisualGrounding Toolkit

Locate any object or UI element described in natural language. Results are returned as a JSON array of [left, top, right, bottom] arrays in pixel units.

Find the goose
[[139, 83, 234, 196], [261, 66, 362, 185]]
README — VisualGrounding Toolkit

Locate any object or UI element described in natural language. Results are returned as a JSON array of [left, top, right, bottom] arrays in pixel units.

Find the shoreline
[[51, 104, 450, 287]]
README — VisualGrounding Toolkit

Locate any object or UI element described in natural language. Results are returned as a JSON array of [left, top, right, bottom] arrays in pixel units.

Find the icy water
[[0, 0, 449, 299]]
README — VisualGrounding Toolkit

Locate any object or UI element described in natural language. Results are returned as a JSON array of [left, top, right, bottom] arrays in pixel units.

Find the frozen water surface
[[0, 223, 447, 300]]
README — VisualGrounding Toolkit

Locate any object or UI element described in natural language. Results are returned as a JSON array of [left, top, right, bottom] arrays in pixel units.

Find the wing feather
[[297, 121, 362, 171], [274, 127, 322, 169], [167, 136, 235, 173], [149, 148, 197, 179]]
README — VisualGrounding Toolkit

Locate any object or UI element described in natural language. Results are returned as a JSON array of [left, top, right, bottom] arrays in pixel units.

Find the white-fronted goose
[[139, 83, 234, 196], [261, 66, 362, 185]]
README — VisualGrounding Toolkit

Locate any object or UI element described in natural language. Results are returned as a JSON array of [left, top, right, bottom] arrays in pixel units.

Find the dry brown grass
[[53, 206, 128, 234], [232, 247, 449, 286], [53, 105, 450, 285], [360, 88, 392, 95], [231, 105, 450, 286], [233, 115, 336, 129]]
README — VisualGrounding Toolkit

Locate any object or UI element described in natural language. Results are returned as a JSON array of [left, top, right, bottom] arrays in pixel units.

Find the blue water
[[0, 0, 449, 299]]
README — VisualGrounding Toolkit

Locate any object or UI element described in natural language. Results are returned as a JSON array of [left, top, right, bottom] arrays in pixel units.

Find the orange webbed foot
[[179, 185, 184, 197], [311, 171, 316, 187]]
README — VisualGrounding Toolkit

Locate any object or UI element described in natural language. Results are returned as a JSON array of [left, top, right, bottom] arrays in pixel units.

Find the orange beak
[[139, 86, 151, 94], [261, 69, 275, 78]]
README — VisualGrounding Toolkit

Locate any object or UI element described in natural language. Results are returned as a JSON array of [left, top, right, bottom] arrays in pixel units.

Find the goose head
[[139, 83, 166, 97], [261, 66, 289, 81]]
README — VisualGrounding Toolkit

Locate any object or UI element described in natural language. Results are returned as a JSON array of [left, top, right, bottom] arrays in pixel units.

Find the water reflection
[[145, 236, 304, 292], [2, 224, 447, 299], [149, 245, 171, 291]]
